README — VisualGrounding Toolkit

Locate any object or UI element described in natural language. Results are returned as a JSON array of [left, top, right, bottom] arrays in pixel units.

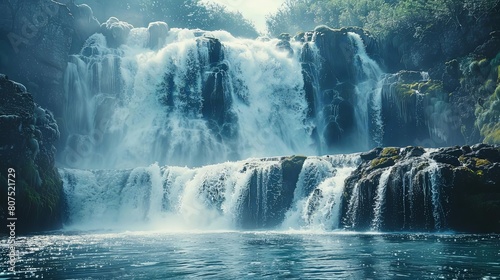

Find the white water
[[281, 154, 359, 230], [62, 28, 314, 169], [371, 166, 393, 231], [426, 160, 445, 230], [60, 155, 360, 231], [348, 32, 385, 148], [58, 26, 456, 233], [62, 27, 392, 169]]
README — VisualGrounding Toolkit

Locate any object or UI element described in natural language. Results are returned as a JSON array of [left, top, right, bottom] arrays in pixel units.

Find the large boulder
[[100, 17, 133, 48], [147, 21, 169, 49], [0, 74, 63, 233]]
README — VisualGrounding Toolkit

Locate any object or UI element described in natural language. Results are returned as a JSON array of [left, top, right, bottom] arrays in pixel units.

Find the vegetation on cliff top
[[266, 0, 500, 37], [74, 0, 259, 37]]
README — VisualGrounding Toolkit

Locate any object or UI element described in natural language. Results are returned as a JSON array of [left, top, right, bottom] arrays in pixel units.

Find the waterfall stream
[[59, 26, 452, 232]]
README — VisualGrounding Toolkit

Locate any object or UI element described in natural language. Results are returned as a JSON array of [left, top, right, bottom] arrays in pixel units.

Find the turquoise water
[[1, 231, 499, 279]]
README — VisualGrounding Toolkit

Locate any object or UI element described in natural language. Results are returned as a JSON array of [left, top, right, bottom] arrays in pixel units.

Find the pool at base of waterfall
[[1, 231, 499, 279]]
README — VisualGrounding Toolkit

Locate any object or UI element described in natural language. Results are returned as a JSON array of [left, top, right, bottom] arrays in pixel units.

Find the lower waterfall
[[60, 150, 454, 232], [60, 154, 359, 231]]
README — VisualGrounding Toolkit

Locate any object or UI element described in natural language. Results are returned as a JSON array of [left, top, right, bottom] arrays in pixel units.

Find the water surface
[[1, 231, 499, 279]]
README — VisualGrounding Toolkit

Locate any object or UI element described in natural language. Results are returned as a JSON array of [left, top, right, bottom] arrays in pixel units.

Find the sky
[[202, 0, 286, 34]]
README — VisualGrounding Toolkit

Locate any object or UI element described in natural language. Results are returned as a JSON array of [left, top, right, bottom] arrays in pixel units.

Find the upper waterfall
[[61, 26, 388, 169], [62, 28, 317, 169]]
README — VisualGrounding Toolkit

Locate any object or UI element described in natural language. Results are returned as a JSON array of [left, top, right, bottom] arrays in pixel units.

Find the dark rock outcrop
[[342, 145, 500, 233], [299, 26, 378, 150], [240, 155, 306, 229], [0, 0, 100, 116], [0, 74, 63, 233], [379, 70, 467, 147]]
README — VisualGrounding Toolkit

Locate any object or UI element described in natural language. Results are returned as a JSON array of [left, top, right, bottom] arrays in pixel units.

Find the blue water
[[1, 231, 499, 279]]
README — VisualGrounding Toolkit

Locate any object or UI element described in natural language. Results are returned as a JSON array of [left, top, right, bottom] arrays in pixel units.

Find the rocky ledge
[[343, 145, 500, 233], [0, 74, 63, 233]]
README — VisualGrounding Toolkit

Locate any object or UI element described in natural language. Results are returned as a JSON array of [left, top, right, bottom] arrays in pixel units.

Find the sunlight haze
[[203, 0, 286, 33]]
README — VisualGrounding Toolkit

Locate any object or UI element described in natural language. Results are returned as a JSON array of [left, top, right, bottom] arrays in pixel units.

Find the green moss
[[418, 80, 443, 95], [394, 83, 416, 96], [371, 157, 388, 168], [494, 85, 500, 100], [381, 147, 399, 157], [492, 52, 500, 67], [476, 170, 484, 177], [282, 155, 307, 168], [496, 66, 500, 83], [458, 155, 467, 163], [395, 80, 444, 97], [481, 123, 500, 144], [469, 60, 480, 74], [370, 155, 399, 169], [475, 158, 491, 167], [25, 185, 42, 213], [484, 79, 496, 92]]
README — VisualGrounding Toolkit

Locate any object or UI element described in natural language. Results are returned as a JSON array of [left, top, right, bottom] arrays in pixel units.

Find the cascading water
[[281, 154, 360, 231], [426, 160, 446, 230], [58, 24, 457, 233], [342, 150, 448, 232], [370, 166, 393, 231], [348, 32, 384, 148], [62, 28, 315, 169], [62, 27, 393, 169], [60, 155, 360, 231], [300, 38, 329, 154]]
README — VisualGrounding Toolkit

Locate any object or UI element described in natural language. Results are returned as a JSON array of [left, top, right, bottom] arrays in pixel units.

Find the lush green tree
[[266, 0, 500, 37]]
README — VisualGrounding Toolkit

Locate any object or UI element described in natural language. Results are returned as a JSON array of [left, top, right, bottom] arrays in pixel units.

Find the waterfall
[[60, 155, 361, 231], [370, 166, 393, 231], [342, 149, 448, 231], [57, 25, 458, 233], [61, 28, 314, 169], [348, 32, 384, 148], [61, 26, 392, 169], [281, 154, 359, 230], [60, 151, 454, 232], [426, 160, 446, 230]]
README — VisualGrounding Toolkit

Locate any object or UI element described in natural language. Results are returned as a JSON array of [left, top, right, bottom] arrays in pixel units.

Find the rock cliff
[[0, 74, 63, 233]]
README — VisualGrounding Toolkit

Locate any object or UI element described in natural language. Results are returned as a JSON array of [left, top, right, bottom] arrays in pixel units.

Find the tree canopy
[[76, 0, 259, 38], [266, 0, 500, 37]]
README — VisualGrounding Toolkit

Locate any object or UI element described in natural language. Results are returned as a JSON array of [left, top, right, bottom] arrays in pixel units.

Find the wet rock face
[[147, 21, 169, 49], [342, 145, 500, 233], [0, 74, 63, 233], [0, 0, 102, 116], [298, 26, 379, 149], [0, 0, 96, 117], [379, 70, 467, 147], [100, 17, 133, 48]]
